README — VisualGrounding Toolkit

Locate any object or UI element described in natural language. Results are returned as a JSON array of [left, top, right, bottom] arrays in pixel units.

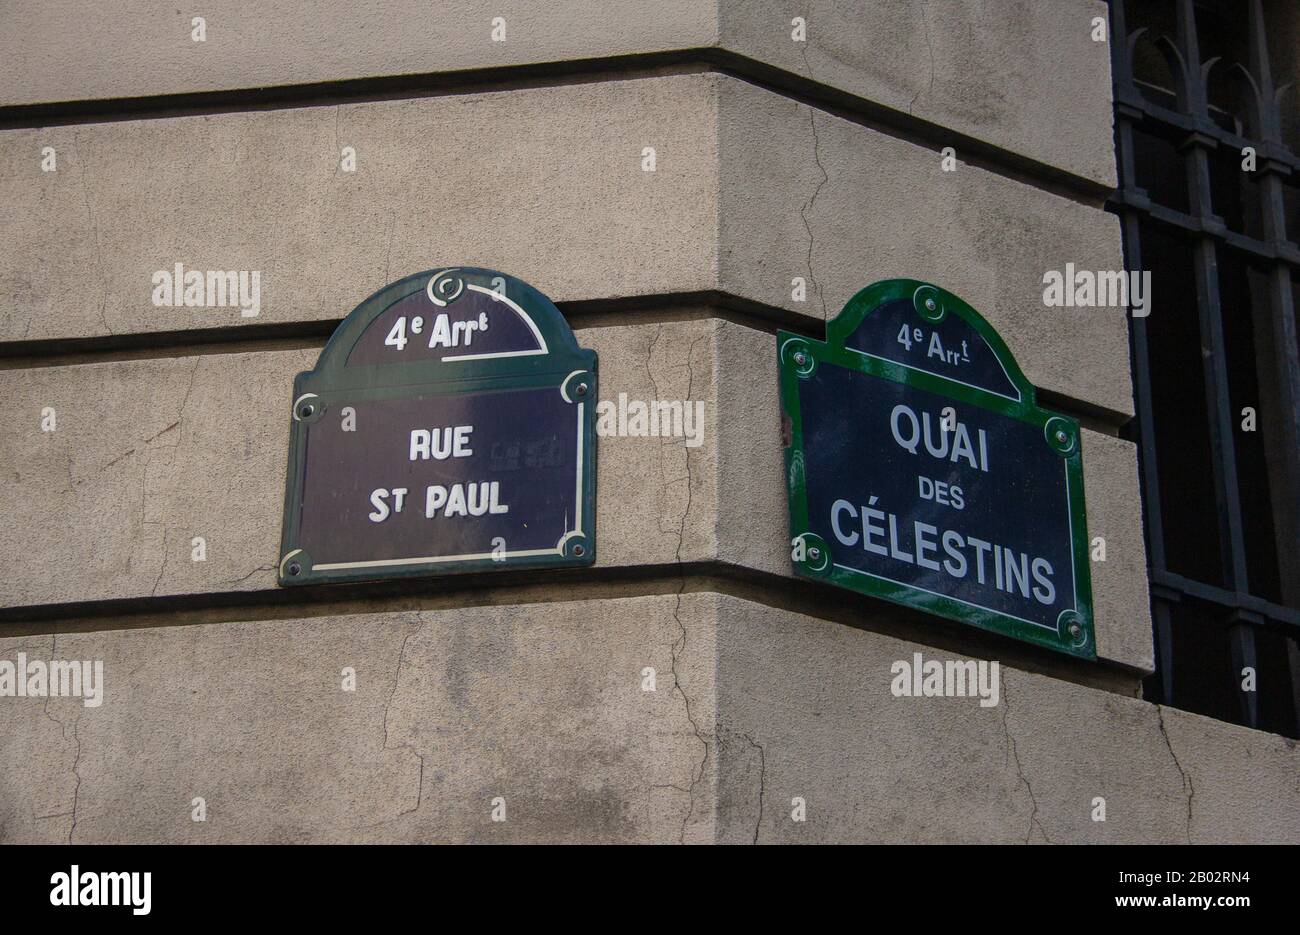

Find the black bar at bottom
[[0, 843, 1286, 920]]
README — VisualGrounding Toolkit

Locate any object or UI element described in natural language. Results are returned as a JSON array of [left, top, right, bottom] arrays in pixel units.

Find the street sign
[[778, 280, 1095, 658], [278, 267, 597, 586]]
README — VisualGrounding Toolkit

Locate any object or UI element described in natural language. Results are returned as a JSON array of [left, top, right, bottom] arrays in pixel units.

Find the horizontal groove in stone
[[0, 51, 1111, 206], [0, 563, 1145, 697], [0, 298, 1130, 432], [0, 293, 784, 365]]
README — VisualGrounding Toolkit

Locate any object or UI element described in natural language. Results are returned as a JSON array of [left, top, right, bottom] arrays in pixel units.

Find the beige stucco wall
[[1, 0, 1294, 844], [0, 1, 1116, 187], [2, 594, 1294, 844]]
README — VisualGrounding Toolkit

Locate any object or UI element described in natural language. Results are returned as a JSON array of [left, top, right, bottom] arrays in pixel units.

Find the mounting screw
[[299, 404, 314, 418], [794, 351, 808, 366], [808, 547, 821, 560], [575, 382, 588, 397], [287, 562, 301, 577], [924, 297, 937, 312], [573, 543, 585, 557], [1055, 429, 1068, 444], [1068, 621, 1082, 639]]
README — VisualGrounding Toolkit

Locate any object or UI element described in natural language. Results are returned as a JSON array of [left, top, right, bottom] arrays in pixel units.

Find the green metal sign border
[[278, 267, 597, 587], [778, 279, 1096, 659]]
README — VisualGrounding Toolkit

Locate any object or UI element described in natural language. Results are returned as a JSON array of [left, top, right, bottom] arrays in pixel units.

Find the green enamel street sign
[[778, 280, 1095, 658], [278, 267, 597, 586]]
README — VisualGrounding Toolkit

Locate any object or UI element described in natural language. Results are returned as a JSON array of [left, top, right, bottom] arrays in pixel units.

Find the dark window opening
[[1111, 0, 1300, 738]]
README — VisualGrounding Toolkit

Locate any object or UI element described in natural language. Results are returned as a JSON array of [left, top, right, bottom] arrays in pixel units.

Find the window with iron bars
[[1108, 0, 1300, 738]]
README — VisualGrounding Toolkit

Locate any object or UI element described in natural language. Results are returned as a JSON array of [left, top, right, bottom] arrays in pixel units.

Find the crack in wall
[[139, 359, 200, 594], [144, 421, 180, 444], [67, 719, 83, 843], [98, 448, 137, 474], [149, 528, 168, 596], [1000, 679, 1050, 844], [674, 338, 710, 844], [1156, 705, 1195, 844], [644, 324, 713, 843], [910, 0, 936, 115], [174, 358, 201, 428], [382, 621, 427, 819], [669, 596, 708, 846], [743, 732, 766, 844], [73, 129, 112, 338], [800, 108, 830, 323], [645, 781, 692, 843], [222, 564, 274, 586], [40, 634, 84, 844]]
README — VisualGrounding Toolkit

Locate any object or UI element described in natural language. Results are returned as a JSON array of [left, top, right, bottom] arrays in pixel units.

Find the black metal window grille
[[1109, 0, 1300, 738]]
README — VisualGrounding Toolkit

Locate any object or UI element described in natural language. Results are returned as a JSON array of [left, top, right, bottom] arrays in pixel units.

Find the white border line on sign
[[439, 284, 549, 362], [845, 347, 1023, 403]]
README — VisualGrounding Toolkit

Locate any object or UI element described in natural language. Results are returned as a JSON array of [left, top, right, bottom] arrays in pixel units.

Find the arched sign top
[[825, 279, 1034, 407], [310, 267, 589, 384], [279, 267, 597, 587]]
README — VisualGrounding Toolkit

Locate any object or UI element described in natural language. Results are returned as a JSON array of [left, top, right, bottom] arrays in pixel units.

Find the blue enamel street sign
[[278, 268, 597, 586], [779, 280, 1095, 658]]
